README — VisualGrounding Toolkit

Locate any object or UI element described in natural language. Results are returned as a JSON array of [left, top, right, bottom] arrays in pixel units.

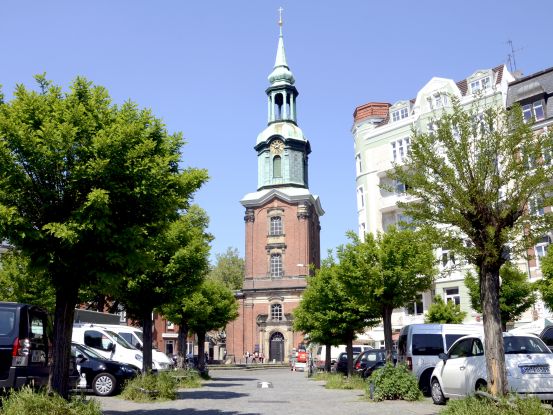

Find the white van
[[315, 344, 373, 370], [397, 323, 484, 396], [72, 324, 144, 370], [100, 324, 173, 370]]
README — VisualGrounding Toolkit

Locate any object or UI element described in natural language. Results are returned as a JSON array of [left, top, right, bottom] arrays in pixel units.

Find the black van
[[0, 302, 50, 390]]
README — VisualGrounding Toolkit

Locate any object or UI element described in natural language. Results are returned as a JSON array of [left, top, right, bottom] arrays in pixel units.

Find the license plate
[[520, 365, 550, 374]]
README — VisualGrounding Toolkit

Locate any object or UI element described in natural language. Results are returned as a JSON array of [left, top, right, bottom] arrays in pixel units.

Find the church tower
[[225, 11, 324, 363]]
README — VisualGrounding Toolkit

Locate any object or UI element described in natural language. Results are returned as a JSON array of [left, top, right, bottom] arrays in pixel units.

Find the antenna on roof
[[506, 40, 523, 72]]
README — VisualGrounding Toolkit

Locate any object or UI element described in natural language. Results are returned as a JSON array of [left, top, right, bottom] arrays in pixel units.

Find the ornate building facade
[[225, 17, 323, 363]]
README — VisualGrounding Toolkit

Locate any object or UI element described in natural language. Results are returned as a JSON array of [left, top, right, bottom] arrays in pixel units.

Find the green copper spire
[[268, 7, 295, 86]]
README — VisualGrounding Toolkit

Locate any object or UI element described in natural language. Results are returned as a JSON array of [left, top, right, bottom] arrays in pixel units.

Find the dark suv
[[539, 326, 553, 352], [0, 303, 50, 390]]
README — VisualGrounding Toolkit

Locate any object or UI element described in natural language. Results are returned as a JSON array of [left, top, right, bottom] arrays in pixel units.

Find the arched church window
[[271, 303, 283, 321], [273, 156, 282, 178], [270, 253, 283, 277], [270, 216, 283, 236]]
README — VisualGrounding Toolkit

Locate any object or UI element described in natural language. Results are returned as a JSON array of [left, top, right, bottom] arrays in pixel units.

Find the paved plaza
[[96, 368, 440, 415]]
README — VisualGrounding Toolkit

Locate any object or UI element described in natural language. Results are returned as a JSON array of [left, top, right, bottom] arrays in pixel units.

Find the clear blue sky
[[1, 1, 551, 263]]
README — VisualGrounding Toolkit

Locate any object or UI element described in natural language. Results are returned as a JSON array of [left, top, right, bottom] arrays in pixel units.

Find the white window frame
[[444, 287, 460, 305], [270, 216, 283, 236], [271, 303, 283, 321], [355, 153, 362, 175], [391, 138, 410, 163], [270, 253, 283, 278], [440, 249, 456, 269], [357, 186, 365, 210], [470, 76, 491, 94], [392, 106, 409, 122], [406, 294, 424, 315], [523, 100, 545, 123]]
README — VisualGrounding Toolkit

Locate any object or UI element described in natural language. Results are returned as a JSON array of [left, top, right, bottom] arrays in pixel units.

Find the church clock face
[[270, 139, 284, 154]]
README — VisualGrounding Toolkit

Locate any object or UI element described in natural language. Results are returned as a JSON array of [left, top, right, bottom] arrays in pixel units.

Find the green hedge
[[440, 396, 552, 415], [120, 371, 177, 401], [0, 387, 101, 415]]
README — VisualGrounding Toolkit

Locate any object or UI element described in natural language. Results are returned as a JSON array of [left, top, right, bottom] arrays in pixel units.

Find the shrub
[[368, 363, 422, 401], [172, 369, 202, 388], [121, 372, 177, 401], [440, 395, 551, 415], [0, 387, 101, 415]]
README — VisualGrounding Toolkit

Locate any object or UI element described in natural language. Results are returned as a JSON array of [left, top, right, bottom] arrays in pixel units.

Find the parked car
[[397, 323, 484, 395], [99, 324, 173, 370], [335, 351, 361, 375], [356, 350, 397, 379], [430, 333, 553, 405], [540, 325, 553, 352], [72, 323, 144, 369], [315, 344, 371, 370], [0, 302, 51, 390], [72, 342, 139, 396]]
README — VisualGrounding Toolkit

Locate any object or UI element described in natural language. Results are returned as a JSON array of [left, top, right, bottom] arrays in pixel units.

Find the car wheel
[[431, 378, 446, 405], [93, 373, 117, 396], [475, 379, 487, 393]]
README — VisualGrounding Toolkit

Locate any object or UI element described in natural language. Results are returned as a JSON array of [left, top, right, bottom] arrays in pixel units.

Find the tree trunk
[[141, 310, 153, 373], [49, 284, 78, 399], [177, 321, 189, 369], [480, 265, 508, 396], [197, 331, 206, 373], [346, 332, 353, 377], [382, 305, 394, 363], [324, 342, 332, 372]]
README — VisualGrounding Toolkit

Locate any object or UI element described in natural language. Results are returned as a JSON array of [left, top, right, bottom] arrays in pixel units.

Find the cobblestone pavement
[[96, 368, 441, 415]]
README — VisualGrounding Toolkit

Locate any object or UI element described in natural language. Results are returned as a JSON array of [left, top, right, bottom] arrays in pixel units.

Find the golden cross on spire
[[278, 6, 284, 34]]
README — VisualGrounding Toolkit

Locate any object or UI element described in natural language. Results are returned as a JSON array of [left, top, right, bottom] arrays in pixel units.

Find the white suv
[[430, 333, 553, 405]]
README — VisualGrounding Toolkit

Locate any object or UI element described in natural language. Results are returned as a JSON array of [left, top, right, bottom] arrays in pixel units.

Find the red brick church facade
[[224, 18, 323, 363]]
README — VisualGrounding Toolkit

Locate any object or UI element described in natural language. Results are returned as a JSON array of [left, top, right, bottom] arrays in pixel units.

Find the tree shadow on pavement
[[103, 409, 260, 415], [208, 377, 258, 382], [202, 382, 244, 388], [177, 390, 249, 400]]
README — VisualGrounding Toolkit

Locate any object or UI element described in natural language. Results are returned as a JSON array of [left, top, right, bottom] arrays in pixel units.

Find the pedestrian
[[259, 351, 264, 364]]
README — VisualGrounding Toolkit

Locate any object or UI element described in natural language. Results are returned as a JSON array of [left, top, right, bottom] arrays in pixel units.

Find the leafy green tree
[[424, 295, 467, 324], [337, 228, 436, 364], [465, 263, 536, 331], [293, 255, 373, 373], [539, 250, 553, 310], [177, 279, 239, 373], [0, 76, 207, 397], [208, 247, 244, 290], [390, 98, 553, 396], [0, 250, 56, 312], [115, 205, 212, 372]]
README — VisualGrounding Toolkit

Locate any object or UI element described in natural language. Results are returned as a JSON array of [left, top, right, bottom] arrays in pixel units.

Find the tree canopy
[[207, 247, 244, 290], [337, 227, 436, 362], [115, 205, 212, 372], [389, 97, 553, 396], [465, 263, 536, 331], [0, 75, 208, 397], [424, 295, 467, 324]]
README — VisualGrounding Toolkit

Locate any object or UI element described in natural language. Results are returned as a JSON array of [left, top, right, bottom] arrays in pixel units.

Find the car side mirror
[[76, 354, 87, 364], [108, 343, 116, 352], [438, 352, 448, 361]]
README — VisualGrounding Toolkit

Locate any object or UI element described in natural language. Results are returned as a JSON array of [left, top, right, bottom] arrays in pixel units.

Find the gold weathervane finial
[[278, 6, 284, 34]]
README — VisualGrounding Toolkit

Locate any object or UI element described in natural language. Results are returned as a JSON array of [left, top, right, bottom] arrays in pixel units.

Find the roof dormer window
[[428, 92, 449, 110], [391, 106, 409, 122], [470, 76, 491, 93]]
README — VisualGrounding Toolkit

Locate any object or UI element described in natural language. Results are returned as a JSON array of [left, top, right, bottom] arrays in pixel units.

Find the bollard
[[369, 381, 374, 400]]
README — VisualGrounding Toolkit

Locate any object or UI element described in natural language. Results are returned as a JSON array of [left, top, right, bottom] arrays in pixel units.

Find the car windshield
[[106, 330, 136, 349], [133, 330, 143, 342], [504, 336, 550, 354], [75, 344, 106, 360]]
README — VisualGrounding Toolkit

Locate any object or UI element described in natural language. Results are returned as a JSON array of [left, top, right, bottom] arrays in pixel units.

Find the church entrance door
[[269, 332, 284, 362]]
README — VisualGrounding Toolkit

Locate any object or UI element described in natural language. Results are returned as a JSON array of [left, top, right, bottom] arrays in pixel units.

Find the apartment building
[[351, 65, 515, 341]]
